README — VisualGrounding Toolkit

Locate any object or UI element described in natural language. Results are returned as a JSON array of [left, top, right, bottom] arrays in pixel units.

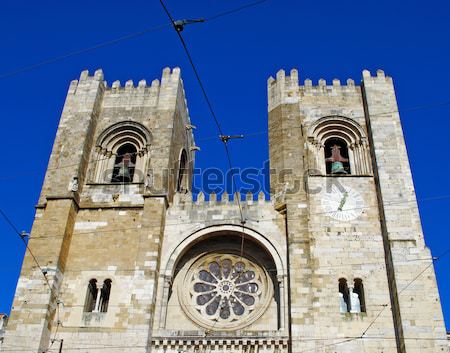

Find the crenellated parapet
[[173, 191, 269, 207], [362, 68, 393, 84], [268, 68, 391, 111], [67, 67, 188, 111], [168, 191, 279, 236]]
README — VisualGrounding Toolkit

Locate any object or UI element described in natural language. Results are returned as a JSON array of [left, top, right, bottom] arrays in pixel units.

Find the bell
[[115, 164, 131, 182], [331, 161, 347, 174], [326, 144, 349, 175], [113, 152, 134, 182]]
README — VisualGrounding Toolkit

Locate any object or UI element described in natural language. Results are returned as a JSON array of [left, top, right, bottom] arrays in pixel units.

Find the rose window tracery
[[179, 253, 272, 330]]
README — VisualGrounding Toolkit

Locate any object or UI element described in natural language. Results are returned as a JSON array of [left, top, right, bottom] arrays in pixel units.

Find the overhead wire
[[294, 247, 450, 353], [45, 300, 62, 353], [1, 97, 450, 183], [22, 192, 450, 241], [0, 207, 53, 293], [205, 0, 268, 22], [0, 208, 65, 353], [37, 222, 449, 351], [48, 255, 438, 275], [1, 1, 449, 351], [3, 331, 449, 344], [0, 23, 171, 80], [157, 0, 258, 263], [0, 0, 269, 81], [5, 208, 445, 351], [1, 333, 448, 352]]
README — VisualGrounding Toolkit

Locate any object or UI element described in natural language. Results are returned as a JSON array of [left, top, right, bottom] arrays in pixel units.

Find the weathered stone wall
[[151, 192, 289, 352], [307, 176, 397, 352], [362, 70, 447, 353], [268, 68, 447, 353], [4, 67, 193, 353], [4, 66, 447, 353]]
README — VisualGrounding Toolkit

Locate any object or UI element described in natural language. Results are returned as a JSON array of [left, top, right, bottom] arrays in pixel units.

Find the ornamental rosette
[[179, 253, 272, 330]]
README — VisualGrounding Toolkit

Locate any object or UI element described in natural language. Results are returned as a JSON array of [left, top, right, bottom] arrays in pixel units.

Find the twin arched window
[[84, 279, 112, 313], [339, 278, 366, 313], [308, 116, 372, 175]]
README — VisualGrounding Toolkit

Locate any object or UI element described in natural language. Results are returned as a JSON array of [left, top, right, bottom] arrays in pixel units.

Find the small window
[[325, 138, 350, 174], [338, 278, 350, 313], [84, 279, 98, 313], [83, 278, 112, 313], [177, 150, 188, 192], [98, 279, 112, 313], [112, 144, 137, 183], [352, 278, 366, 313]]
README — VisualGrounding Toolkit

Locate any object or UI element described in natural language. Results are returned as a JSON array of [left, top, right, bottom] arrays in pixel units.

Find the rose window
[[179, 253, 272, 330]]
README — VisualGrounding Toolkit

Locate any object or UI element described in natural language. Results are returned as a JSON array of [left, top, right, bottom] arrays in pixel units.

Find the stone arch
[[163, 224, 285, 278], [96, 121, 152, 152], [92, 121, 152, 183], [159, 224, 287, 331], [308, 116, 371, 175]]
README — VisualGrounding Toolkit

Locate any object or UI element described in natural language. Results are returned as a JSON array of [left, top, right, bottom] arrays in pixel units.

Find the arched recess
[[308, 116, 372, 175], [158, 225, 287, 332], [92, 121, 152, 183]]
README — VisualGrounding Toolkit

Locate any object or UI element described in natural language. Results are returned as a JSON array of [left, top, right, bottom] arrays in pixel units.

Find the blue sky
[[0, 0, 449, 330]]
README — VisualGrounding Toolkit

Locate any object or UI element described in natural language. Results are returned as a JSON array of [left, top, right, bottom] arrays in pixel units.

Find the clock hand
[[337, 192, 348, 211]]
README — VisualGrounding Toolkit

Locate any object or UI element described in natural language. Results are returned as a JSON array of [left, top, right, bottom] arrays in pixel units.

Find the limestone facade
[[2, 68, 447, 353]]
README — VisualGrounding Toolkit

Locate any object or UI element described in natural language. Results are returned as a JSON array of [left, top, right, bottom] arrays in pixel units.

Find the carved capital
[[163, 275, 172, 287], [277, 274, 286, 285]]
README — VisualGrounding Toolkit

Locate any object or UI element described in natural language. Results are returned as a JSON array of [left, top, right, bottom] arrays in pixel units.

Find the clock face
[[320, 185, 365, 221]]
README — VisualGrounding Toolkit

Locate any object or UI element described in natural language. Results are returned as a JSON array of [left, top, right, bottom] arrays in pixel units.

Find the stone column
[[159, 275, 172, 329], [277, 274, 286, 330], [93, 282, 103, 313]]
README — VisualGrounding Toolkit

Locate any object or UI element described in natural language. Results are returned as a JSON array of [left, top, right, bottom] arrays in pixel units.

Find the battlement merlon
[[172, 191, 271, 208], [267, 68, 391, 111]]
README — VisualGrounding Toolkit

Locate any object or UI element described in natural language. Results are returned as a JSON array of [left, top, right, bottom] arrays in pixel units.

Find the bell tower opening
[[324, 137, 350, 174], [111, 143, 137, 183]]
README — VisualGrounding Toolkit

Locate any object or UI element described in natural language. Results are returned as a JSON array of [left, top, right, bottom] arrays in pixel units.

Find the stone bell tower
[[267, 68, 447, 353], [3, 67, 195, 352]]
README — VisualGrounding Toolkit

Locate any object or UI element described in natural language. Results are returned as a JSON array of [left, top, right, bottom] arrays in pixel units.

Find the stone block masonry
[[3, 67, 447, 353]]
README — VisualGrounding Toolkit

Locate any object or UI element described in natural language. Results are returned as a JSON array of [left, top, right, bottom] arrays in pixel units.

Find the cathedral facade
[[3, 67, 447, 353]]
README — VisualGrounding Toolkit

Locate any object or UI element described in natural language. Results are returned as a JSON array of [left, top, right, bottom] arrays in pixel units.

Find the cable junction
[[158, 0, 247, 226], [173, 18, 205, 32], [219, 134, 245, 143]]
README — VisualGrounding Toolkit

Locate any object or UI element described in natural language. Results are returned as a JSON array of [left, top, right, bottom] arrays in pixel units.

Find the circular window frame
[[177, 251, 273, 331]]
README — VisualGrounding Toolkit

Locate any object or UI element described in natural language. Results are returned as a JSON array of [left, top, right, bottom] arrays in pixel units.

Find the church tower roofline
[[268, 68, 394, 111]]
